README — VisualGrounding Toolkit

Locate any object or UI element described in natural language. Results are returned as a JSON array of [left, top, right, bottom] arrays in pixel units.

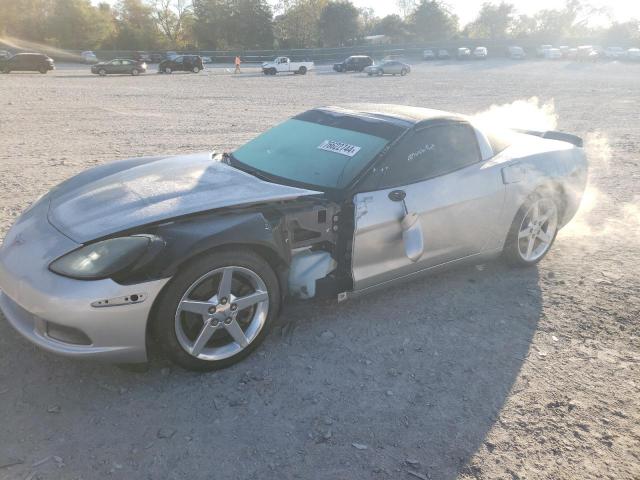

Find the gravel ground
[[0, 60, 638, 480]]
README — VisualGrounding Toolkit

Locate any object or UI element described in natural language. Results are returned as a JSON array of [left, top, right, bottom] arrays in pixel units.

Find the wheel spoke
[[518, 228, 530, 239], [234, 290, 268, 311], [537, 230, 552, 243], [217, 267, 234, 299], [224, 318, 249, 348], [180, 300, 214, 317], [191, 320, 217, 355], [526, 236, 535, 258]]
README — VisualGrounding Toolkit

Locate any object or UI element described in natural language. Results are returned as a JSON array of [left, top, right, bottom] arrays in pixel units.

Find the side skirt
[[338, 248, 503, 301]]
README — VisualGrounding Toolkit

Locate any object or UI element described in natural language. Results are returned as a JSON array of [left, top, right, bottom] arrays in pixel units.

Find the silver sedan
[[364, 61, 411, 76]]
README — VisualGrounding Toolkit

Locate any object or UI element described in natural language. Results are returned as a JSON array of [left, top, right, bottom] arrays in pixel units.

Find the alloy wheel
[[517, 198, 558, 262], [174, 266, 269, 361]]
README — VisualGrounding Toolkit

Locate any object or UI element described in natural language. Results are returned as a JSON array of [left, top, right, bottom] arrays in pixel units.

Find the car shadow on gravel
[[0, 258, 542, 479]]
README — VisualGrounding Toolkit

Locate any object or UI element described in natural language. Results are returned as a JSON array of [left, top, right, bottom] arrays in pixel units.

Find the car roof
[[313, 104, 466, 128]]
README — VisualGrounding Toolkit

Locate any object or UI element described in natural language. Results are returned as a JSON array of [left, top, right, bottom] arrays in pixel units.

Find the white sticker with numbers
[[317, 140, 362, 157]]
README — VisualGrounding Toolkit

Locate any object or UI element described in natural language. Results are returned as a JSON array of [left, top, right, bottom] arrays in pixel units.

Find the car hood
[[46, 152, 321, 243]]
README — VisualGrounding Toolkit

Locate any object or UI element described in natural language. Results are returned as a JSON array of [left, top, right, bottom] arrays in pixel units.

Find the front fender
[[119, 209, 290, 285]]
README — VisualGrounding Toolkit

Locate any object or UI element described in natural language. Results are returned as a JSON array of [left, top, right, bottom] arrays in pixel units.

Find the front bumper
[[0, 200, 169, 363]]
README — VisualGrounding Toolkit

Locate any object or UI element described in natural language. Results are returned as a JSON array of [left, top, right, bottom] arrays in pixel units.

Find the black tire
[[39, 68, 48, 74], [269, 68, 276, 75], [164, 67, 172, 74], [503, 191, 560, 267], [192, 66, 200, 73], [298, 66, 307, 75], [377, 70, 383, 76], [131, 68, 139, 76], [153, 248, 281, 371], [401, 69, 408, 76]]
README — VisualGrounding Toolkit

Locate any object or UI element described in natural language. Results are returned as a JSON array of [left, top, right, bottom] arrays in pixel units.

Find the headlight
[[49, 236, 162, 280]]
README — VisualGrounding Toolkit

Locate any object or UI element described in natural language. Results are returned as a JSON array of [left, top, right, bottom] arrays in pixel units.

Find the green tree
[[372, 14, 409, 42], [47, 0, 114, 49], [153, 0, 194, 48], [273, 0, 328, 48], [408, 0, 458, 42], [318, 1, 359, 47], [465, 2, 515, 39], [112, 0, 164, 49]]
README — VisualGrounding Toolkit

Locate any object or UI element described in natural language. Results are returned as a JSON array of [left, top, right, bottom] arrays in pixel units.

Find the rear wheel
[[401, 68, 408, 76], [192, 66, 200, 73], [154, 249, 280, 371], [298, 66, 307, 75], [504, 192, 559, 266], [164, 67, 172, 74]]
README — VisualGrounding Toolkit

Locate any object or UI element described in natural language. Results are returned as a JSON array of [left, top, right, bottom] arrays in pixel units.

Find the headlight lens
[[49, 236, 153, 280]]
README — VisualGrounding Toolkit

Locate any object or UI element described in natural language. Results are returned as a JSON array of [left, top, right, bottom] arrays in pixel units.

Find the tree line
[[0, 0, 638, 52]]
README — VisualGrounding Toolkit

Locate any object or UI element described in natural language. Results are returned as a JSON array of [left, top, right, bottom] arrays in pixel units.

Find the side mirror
[[388, 190, 424, 262]]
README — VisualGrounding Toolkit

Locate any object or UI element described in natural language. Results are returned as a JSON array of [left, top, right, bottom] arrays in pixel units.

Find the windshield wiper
[[224, 152, 276, 183]]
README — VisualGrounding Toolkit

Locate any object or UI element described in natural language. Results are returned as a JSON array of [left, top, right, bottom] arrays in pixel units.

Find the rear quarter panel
[[490, 134, 587, 249]]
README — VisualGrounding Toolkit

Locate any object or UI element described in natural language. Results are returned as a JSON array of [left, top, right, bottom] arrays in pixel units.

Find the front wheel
[[164, 67, 172, 74], [503, 193, 560, 266], [98, 68, 107, 76], [401, 69, 408, 76], [153, 249, 281, 371], [131, 68, 139, 76], [377, 70, 383, 76], [39, 68, 48, 74]]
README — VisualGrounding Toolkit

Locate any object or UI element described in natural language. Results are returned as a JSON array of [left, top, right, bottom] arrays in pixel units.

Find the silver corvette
[[0, 105, 588, 371]]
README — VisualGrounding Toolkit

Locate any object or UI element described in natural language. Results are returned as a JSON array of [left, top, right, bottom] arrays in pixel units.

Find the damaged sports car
[[0, 104, 588, 370]]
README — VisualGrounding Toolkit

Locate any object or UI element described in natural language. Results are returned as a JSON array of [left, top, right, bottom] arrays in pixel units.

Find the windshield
[[233, 118, 390, 189]]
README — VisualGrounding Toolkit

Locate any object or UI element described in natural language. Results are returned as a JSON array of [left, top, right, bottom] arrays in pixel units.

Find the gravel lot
[[0, 60, 638, 480]]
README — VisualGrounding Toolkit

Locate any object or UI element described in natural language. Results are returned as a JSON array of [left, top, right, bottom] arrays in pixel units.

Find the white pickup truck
[[262, 57, 314, 75]]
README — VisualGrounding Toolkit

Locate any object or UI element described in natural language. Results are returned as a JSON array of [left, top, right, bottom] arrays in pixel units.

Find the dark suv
[[158, 55, 204, 74], [333, 55, 373, 72], [0, 53, 55, 74]]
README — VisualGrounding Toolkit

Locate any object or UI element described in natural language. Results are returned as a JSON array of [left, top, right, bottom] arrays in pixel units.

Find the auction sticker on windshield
[[317, 140, 362, 157]]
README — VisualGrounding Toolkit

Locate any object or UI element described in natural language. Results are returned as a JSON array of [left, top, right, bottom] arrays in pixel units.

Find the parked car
[[81, 51, 98, 64], [577, 45, 597, 61], [200, 56, 213, 64], [91, 59, 147, 76], [423, 49, 436, 60], [544, 48, 562, 60], [133, 51, 152, 63], [0, 53, 54, 74], [604, 47, 626, 59], [333, 55, 373, 72], [158, 55, 204, 74], [507, 46, 525, 59], [627, 48, 640, 61], [364, 61, 411, 76], [262, 57, 314, 75], [149, 53, 165, 63], [457, 47, 471, 59], [536, 45, 553, 57], [473, 47, 488, 59], [437, 49, 450, 59], [0, 104, 588, 370]]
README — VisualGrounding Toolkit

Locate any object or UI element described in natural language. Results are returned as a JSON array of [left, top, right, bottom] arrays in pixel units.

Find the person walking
[[234, 55, 241, 74]]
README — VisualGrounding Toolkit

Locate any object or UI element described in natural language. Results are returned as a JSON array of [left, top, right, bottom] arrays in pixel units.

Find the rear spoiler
[[515, 129, 583, 148]]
